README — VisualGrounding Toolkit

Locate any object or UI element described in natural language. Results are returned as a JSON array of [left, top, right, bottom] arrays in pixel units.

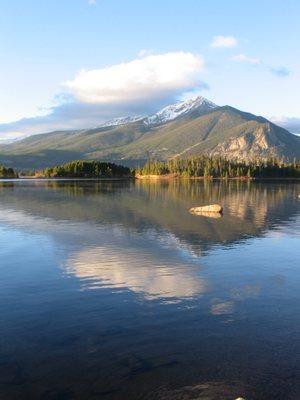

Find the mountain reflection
[[0, 179, 299, 303], [1, 179, 300, 400], [0, 180, 299, 255]]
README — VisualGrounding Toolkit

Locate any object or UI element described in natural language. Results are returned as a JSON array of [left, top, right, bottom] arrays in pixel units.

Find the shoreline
[[135, 174, 300, 181], [1, 175, 299, 182], [0, 177, 134, 182]]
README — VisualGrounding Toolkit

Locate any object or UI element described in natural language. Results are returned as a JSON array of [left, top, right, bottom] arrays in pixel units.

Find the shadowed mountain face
[[0, 98, 299, 169]]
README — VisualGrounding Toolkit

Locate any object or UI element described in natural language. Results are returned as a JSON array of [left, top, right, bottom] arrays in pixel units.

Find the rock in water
[[191, 210, 222, 218], [189, 204, 223, 214]]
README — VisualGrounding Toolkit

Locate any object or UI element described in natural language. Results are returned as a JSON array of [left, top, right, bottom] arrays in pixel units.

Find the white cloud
[[0, 52, 208, 141], [88, 0, 96, 5], [0, 131, 25, 144], [231, 53, 261, 65], [65, 52, 205, 104], [211, 35, 238, 48]]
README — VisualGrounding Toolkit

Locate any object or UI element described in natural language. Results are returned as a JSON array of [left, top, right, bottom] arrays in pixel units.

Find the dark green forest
[[136, 156, 300, 178], [42, 161, 131, 178], [0, 165, 17, 178], [1, 158, 300, 180]]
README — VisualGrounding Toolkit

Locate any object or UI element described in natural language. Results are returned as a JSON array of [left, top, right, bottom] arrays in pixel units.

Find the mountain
[[96, 97, 216, 128], [99, 115, 145, 128], [0, 96, 299, 169], [144, 96, 217, 125]]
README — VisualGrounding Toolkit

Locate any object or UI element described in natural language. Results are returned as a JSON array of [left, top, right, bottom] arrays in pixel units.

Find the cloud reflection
[[211, 300, 235, 315], [66, 245, 209, 302]]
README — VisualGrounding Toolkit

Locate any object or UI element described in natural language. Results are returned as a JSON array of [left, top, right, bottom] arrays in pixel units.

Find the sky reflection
[[0, 180, 300, 400]]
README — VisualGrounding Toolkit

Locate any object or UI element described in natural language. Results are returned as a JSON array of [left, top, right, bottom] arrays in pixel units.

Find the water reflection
[[66, 245, 208, 301], [210, 300, 235, 316], [0, 179, 299, 303], [0, 179, 300, 400], [0, 179, 299, 251], [0, 179, 298, 304]]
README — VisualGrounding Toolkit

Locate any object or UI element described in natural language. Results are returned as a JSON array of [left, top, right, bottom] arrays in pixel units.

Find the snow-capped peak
[[145, 96, 217, 125], [96, 96, 217, 129], [99, 115, 145, 128]]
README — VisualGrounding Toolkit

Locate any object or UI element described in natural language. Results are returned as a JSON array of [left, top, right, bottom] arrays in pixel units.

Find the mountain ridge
[[0, 97, 299, 169], [94, 96, 217, 129]]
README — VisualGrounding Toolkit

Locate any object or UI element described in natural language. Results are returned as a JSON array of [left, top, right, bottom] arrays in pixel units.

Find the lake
[[0, 179, 299, 400]]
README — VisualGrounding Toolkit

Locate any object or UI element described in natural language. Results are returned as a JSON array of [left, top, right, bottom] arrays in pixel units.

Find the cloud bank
[[65, 52, 205, 104], [0, 52, 207, 142]]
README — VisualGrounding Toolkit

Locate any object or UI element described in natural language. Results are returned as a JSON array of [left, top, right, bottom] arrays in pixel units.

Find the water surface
[[0, 180, 299, 400]]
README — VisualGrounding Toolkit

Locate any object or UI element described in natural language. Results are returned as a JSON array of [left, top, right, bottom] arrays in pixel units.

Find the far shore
[[135, 173, 300, 181], [135, 173, 179, 180], [0, 176, 133, 181], [1, 175, 300, 182]]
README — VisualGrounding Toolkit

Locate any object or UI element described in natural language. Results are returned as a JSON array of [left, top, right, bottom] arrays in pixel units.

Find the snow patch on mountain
[[145, 96, 217, 125], [97, 96, 217, 128], [99, 115, 145, 128]]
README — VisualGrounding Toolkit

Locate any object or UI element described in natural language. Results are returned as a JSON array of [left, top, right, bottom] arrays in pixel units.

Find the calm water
[[0, 180, 299, 400]]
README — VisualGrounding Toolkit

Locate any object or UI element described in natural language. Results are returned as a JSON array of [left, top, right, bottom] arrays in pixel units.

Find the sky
[[0, 0, 300, 141]]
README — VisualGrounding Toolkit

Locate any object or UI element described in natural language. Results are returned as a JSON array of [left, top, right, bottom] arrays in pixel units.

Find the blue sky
[[1, 0, 300, 140]]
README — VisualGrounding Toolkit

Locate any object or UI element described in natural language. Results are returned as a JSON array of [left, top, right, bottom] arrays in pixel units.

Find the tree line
[[0, 165, 17, 178], [1, 158, 300, 179], [136, 156, 300, 178], [42, 160, 131, 178]]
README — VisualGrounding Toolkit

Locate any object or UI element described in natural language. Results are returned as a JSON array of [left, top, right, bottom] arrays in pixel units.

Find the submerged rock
[[189, 204, 223, 214]]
